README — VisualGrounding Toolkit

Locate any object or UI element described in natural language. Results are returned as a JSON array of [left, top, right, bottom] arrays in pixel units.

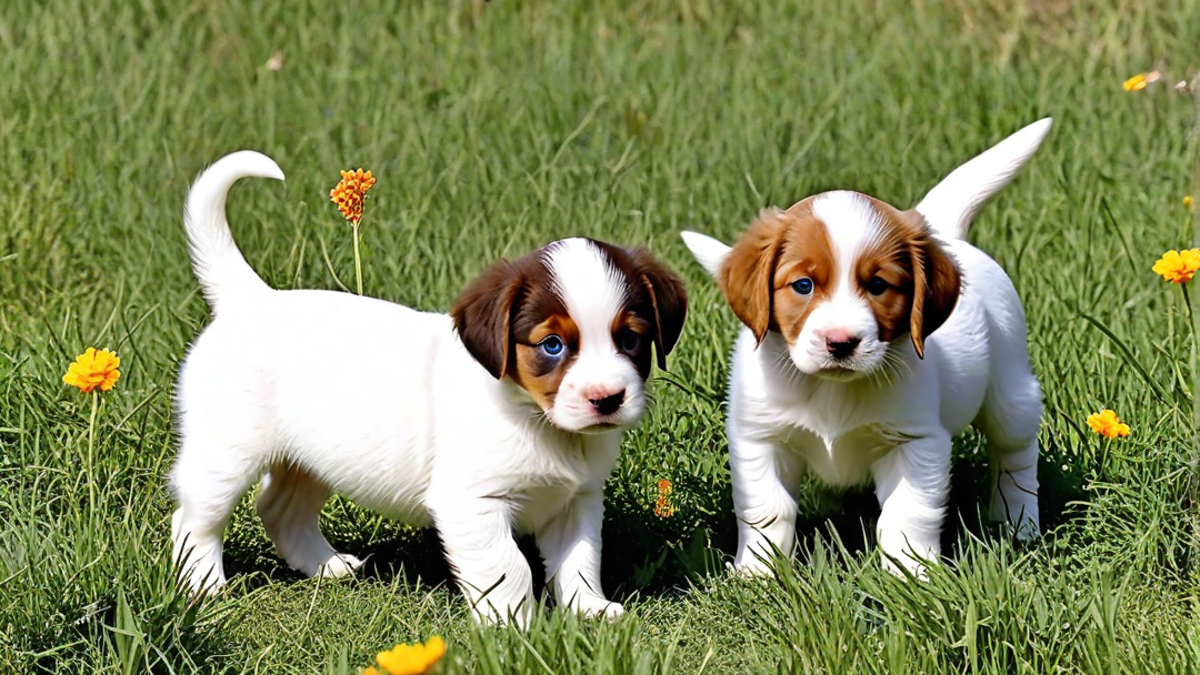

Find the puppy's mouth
[[812, 365, 869, 381], [798, 352, 879, 380]]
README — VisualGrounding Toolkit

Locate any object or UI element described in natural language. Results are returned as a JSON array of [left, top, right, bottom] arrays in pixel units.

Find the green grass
[[3, 0, 1200, 672]]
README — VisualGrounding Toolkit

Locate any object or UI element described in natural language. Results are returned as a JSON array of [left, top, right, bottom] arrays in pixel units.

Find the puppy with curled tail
[[170, 151, 687, 625], [682, 118, 1051, 577]]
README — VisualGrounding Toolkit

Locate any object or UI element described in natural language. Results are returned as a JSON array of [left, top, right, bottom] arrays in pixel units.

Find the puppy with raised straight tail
[[681, 119, 1051, 577], [170, 151, 687, 624]]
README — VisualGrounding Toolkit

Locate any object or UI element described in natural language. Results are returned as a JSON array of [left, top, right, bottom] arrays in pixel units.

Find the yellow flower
[[1185, 196, 1194, 209], [62, 348, 121, 394], [331, 168, 377, 224], [1152, 249, 1200, 284], [1086, 410, 1130, 439], [1122, 70, 1160, 92], [372, 637, 446, 675]]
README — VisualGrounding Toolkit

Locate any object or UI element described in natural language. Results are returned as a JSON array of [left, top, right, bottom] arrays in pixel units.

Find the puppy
[[681, 119, 1051, 576], [170, 151, 687, 624]]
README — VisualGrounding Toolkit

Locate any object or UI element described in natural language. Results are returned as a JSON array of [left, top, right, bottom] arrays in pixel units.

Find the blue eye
[[867, 277, 889, 296], [791, 278, 814, 295], [539, 335, 565, 357]]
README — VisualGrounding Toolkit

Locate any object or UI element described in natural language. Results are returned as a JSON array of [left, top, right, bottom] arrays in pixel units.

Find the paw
[[175, 559, 227, 597], [472, 597, 534, 628], [317, 553, 363, 578], [729, 554, 778, 579], [881, 550, 934, 581], [573, 596, 624, 621]]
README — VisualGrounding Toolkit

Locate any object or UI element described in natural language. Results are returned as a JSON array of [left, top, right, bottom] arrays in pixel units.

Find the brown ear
[[907, 227, 962, 359], [628, 250, 688, 371], [450, 260, 526, 379], [718, 208, 789, 344]]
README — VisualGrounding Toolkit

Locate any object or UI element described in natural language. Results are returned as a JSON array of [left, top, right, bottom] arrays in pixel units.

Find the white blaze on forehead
[[810, 191, 887, 295], [542, 238, 625, 352]]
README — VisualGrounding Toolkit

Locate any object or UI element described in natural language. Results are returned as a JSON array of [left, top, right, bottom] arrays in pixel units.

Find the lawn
[[2, 0, 1200, 672]]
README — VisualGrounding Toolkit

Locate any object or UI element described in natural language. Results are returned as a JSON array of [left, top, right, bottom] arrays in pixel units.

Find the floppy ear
[[628, 250, 688, 371], [906, 224, 962, 359], [450, 260, 525, 380], [914, 117, 1052, 241], [717, 208, 789, 344]]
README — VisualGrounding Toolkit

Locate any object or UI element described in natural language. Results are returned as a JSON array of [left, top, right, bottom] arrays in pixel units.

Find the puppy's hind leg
[[256, 463, 362, 579], [170, 432, 265, 594], [975, 368, 1042, 540]]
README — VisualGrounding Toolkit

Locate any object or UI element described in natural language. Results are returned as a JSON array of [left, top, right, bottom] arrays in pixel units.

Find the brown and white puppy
[[682, 119, 1050, 577], [170, 151, 687, 626]]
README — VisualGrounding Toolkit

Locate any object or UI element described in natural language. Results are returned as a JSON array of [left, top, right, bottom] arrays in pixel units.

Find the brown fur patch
[[589, 241, 689, 373], [770, 201, 837, 345], [450, 252, 550, 380], [858, 197, 962, 356], [719, 201, 837, 345], [512, 312, 580, 410]]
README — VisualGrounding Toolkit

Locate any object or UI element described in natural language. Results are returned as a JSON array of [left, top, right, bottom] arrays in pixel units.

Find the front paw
[[881, 549, 934, 581], [318, 553, 363, 578], [573, 596, 624, 621], [730, 557, 777, 579]]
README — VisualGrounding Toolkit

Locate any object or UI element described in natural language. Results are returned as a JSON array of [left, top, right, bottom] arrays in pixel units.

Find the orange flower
[[371, 636, 446, 675], [62, 348, 121, 394], [331, 168, 376, 224], [1152, 249, 1200, 284], [654, 479, 675, 518], [1086, 410, 1130, 439]]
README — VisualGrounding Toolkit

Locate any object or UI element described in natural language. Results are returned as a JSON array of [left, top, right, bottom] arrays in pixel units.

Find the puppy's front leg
[[729, 429, 804, 575], [871, 433, 952, 578], [433, 501, 534, 626], [536, 488, 622, 620]]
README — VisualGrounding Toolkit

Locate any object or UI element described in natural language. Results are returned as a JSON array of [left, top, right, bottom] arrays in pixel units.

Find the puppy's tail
[[184, 151, 285, 313], [914, 118, 1051, 241]]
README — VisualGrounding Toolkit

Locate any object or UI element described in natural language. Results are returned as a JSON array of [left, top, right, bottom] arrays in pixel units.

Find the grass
[[2, 0, 1200, 671]]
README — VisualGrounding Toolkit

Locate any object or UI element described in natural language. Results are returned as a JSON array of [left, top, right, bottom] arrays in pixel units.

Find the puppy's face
[[452, 238, 687, 433], [718, 191, 960, 380]]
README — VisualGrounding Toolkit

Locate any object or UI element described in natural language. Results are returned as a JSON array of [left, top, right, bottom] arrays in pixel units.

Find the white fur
[[915, 118, 1052, 240], [682, 119, 1050, 576], [171, 152, 635, 625]]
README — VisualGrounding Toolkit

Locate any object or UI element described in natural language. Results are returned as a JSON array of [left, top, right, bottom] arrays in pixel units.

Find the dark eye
[[867, 277, 889, 296], [618, 329, 642, 352], [539, 335, 565, 357], [791, 278, 814, 295]]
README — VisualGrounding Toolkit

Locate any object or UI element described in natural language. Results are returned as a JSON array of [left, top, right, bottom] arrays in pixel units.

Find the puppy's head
[[451, 238, 687, 432], [682, 118, 1052, 380], [715, 192, 960, 379]]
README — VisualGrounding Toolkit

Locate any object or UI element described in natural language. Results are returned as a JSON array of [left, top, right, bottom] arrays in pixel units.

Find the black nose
[[589, 390, 625, 416], [825, 337, 861, 359]]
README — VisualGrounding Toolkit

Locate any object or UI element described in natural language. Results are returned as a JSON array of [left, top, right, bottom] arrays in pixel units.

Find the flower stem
[[1188, 74, 1200, 582], [87, 389, 98, 515], [352, 221, 364, 296]]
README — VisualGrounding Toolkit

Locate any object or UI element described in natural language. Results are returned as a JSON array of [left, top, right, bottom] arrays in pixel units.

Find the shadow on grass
[[601, 437, 1088, 601], [217, 437, 1087, 611]]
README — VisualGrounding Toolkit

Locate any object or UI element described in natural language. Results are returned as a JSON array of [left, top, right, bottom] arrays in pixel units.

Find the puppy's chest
[[768, 403, 905, 487], [507, 436, 615, 533]]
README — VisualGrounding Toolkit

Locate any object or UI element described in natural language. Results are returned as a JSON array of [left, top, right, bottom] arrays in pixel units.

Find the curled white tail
[[184, 151, 285, 313], [914, 118, 1052, 240]]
